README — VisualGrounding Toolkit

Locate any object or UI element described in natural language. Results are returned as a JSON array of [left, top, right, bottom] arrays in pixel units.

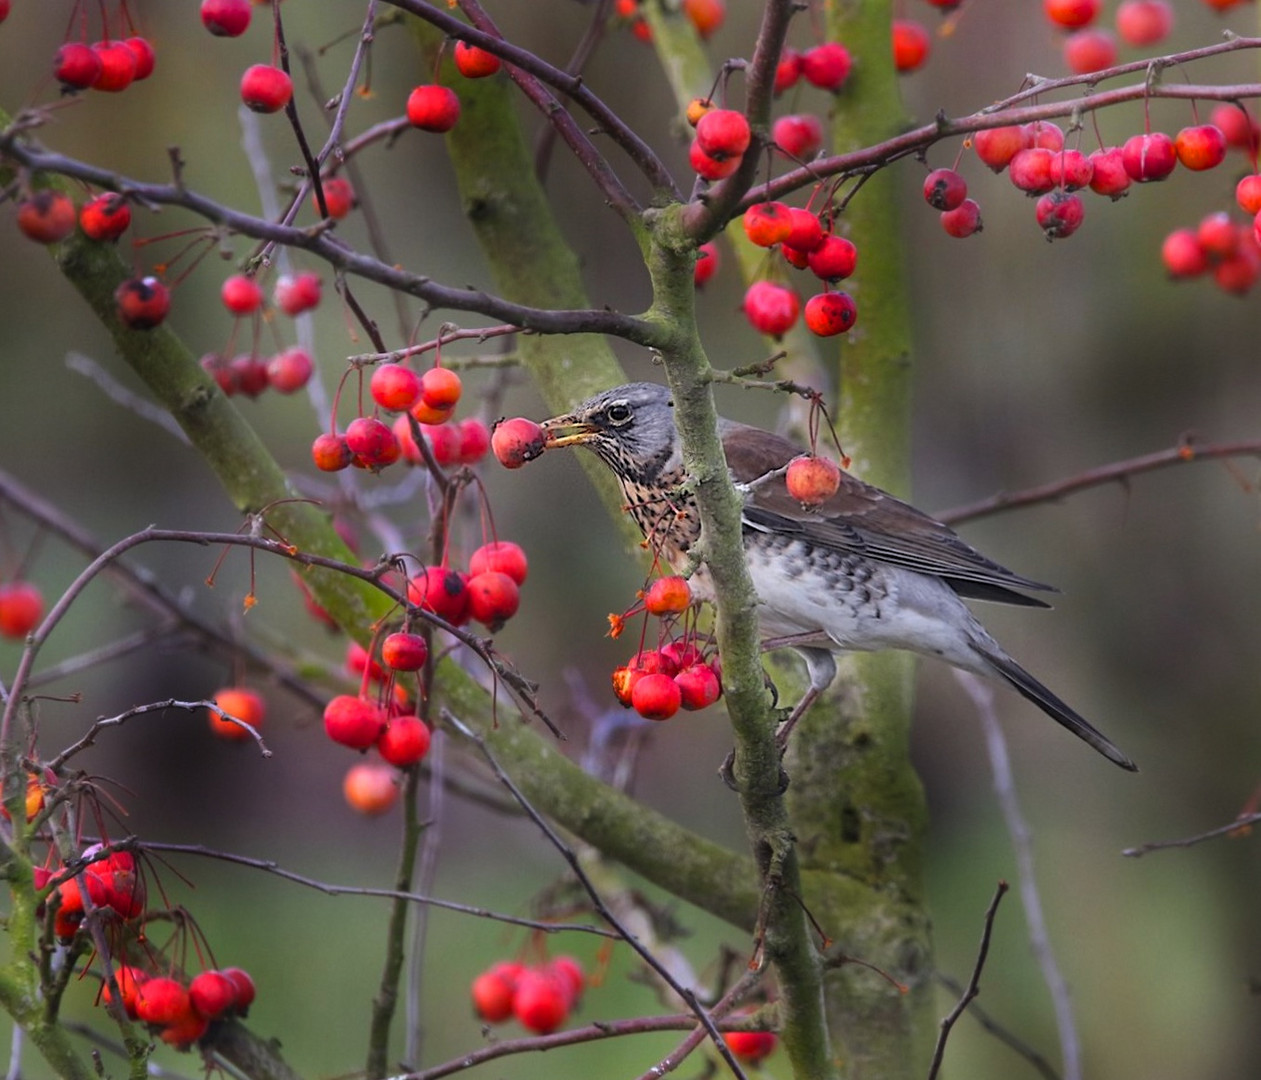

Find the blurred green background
[[1, 2, 1259, 1077]]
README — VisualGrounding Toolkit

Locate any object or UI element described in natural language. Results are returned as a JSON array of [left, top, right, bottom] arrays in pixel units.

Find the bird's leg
[[773, 646, 838, 753]]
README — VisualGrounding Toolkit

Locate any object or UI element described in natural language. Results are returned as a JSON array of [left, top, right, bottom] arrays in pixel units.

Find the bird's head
[[540, 382, 681, 484]]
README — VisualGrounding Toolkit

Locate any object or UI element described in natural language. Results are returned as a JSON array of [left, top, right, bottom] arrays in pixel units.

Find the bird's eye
[[605, 402, 633, 425]]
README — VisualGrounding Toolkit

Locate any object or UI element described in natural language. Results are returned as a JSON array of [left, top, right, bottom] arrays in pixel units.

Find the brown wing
[[720, 421, 1055, 607]]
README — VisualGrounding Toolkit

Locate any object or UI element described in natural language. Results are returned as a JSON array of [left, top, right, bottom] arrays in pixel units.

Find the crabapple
[[892, 19, 931, 73], [201, 0, 251, 36], [343, 762, 399, 815], [376, 716, 432, 767], [114, 277, 170, 329], [804, 291, 858, 336], [406, 85, 460, 131], [491, 417, 547, 468], [786, 454, 841, 504], [323, 696, 387, 750], [240, 65, 292, 113], [265, 347, 314, 393], [209, 686, 265, 742], [940, 198, 983, 237], [79, 192, 131, 241], [17, 191, 76, 244], [453, 40, 501, 78], [742, 281, 799, 337], [922, 168, 967, 211], [0, 582, 43, 638]]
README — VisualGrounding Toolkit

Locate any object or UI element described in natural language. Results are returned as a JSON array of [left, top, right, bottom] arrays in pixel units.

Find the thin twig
[[927, 881, 1009, 1080], [955, 672, 1081, 1080], [1122, 810, 1261, 858], [934, 973, 1063, 1080], [64, 352, 190, 444]]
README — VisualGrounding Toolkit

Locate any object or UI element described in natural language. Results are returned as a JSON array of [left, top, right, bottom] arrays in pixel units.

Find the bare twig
[[64, 352, 190, 444], [1123, 810, 1261, 858], [937, 438, 1261, 526], [955, 673, 1081, 1080], [934, 973, 1063, 1080], [927, 881, 1010, 1080]]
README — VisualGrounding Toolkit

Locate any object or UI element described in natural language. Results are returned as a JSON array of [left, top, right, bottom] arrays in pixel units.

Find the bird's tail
[[976, 646, 1138, 771]]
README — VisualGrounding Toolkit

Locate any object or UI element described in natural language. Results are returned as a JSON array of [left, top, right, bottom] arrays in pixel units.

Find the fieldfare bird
[[540, 382, 1136, 771]]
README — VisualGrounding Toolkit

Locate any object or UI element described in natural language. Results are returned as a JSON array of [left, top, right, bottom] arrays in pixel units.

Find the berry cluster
[[53, 31, 155, 96], [471, 956, 585, 1035], [615, 0, 727, 44], [106, 965, 256, 1050]]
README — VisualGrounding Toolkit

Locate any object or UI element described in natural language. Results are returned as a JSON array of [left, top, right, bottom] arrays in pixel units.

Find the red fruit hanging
[[115, 277, 170, 329], [1035, 190, 1086, 240], [16, 191, 76, 244], [377, 716, 432, 767], [725, 1029, 778, 1064], [785, 454, 841, 504], [1043, 0, 1101, 29], [696, 109, 751, 160], [123, 38, 156, 81], [1174, 124, 1227, 171], [343, 762, 399, 815], [973, 126, 1029, 172], [469, 541, 529, 585], [682, 0, 725, 39], [742, 202, 794, 248], [345, 417, 399, 469], [644, 575, 691, 615], [1048, 149, 1094, 191], [491, 417, 547, 468], [466, 571, 521, 629], [675, 662, 722, 710], [240, 65, 292, 113], [317, 176, 355, 219], [266, 347, 314, 393], [689, 139, 741, 181], [79, 193, 131, 241], [453, 40, 501, 79], [274, 271, 322, 315], [91, 41, 138, 93], [371, 364, 423, 412], [201, 0, 252, 36], [632, 673, 683, 721], [772, 114, 824, 159], [408, 566, 471, 625], [892, 19, 931, 73], [323, 695, 387, 750], [311, 432, 353, 471], [923, 168, 967, 211], [420, 366, 462, 409], [1008, 148, 1056, 195], [800, 42, 852, 91], [1160, 228, 1209, 278], [804, 291, 858, 336], [472, 963, 521, 1023], [189, 971, 239, 1019], [512, 968, 570, 1034], [54, 43, 102, 90], [1115, 0, 1173, 46], [694, 242, 720, 287], [1087, 148, 1130, 199], [209, 686, 265, 742], [1121, 132, 1177, 182], [135, 978, 192, 1027], [807, 234, 858, 281], [1063, 28, 1116, 74], [940, 198, 983, 238], [742, 281, 799, 337], [381, 631, 429, 672], [220, 274, 264, 316], [221, 968, 256, 1013], [407, 85, 460, 132]]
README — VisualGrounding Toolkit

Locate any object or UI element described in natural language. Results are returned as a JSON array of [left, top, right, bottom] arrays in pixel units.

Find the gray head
[[539, 383, 681, 486]]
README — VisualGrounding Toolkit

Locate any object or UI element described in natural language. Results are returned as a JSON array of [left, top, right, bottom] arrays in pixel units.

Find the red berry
[[742, 281, 799, 337], [469, 541, 528, 585], [1048, 148, 1094, 190], [1213, 244, 1260, 294], [773, 48, 802, 95], [546, 956, 585, 1008], [512, 968, 569, 1034], [491, 417, 547, 468], [189, 971, 238, 1019], [377, 716, 432, 767], [1174, 124, 1227, 171], [742, 202, 794, 248], [343, 762, 399, 814], [800, 42, 852, 91], [54, 43, 102, 90], [696, 109, 751, 159], [0, 582, 42, 639], [1035, 190, 1085, 240], [1043, 0, 1101, 29], [783, 208, 824, 253], [273, 271, 322, 316], [1196, 211, 1237, 259], [1236, 175, 1261, 215], [1121, 131, 1177, 182], [689, 139, 741, 180], [974, 125, 1029, 172], [371, 364, 422, 412], [940, 198, 983, 237], [407, 84, 460, 132], [312, 432, 353, 471], [220, 274, 264, 315], [1209, 103, 1260, 153], [316, 176, 355, 219], [420, 366, 462, 409], [807, 234, 858, 281], [102, 965, 149, 1019], [683, 0, 725, 39], [725, 1029, 777, 1064], [892, 19, 931, 73], [79, 193, 131, 241], [408, 566, 471, 625], [675, 663, 722, 711], [1008, 147, 1056, 194], [91, 41, 137, 93], [115, 277, 170, 329], [421, 421, 463, 467], [1025, 122, 1065, 152], [220, 969, 255, 1013], [453, 40, 502, 79], [644, 575, 691, 615], [1063, 28, 1116, 74], [265, 346, 314, 393], [1160, 228, 1209, 278], [772, 113, 824, 160], [694, 242, 720, 287], [17, 191, 76, 244], [1087, 147, 1131, 199], [382, 632, 429, 672], [660, 640, 705, 672], [632, 673, 682, 721], [466, 571, 521, 628], [123, 37, 156, 81], [135, 978, 192, 1027], [1116, 0, 1173, 45], [323, 695, 387, 750], [804, 291, 858, 336], [922, 168, 967, 211], [240, 65, 292, 113], [785, 454, 841, 504], [230, 354, 269, 398], [201, 0, 251, 37], [471, 964, 520, 1023], [210, 686, 265, 742]]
